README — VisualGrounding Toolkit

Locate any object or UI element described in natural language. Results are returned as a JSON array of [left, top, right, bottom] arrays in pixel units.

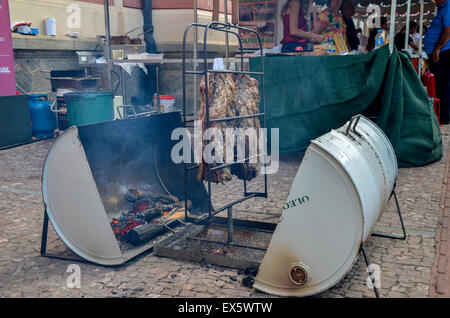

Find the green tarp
[[250, 45, 442, 167]]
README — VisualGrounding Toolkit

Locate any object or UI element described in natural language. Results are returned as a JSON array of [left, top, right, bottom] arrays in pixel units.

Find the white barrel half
[[253, 116, 397, 297]]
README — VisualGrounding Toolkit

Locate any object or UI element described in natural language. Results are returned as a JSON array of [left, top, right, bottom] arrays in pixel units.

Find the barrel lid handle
[[345, 115, 363, 138]]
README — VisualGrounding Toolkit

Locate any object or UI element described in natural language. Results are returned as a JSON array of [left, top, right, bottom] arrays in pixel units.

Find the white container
[[45, 18, 56, 36], [253, 116, 398, 297], [154, 95, 175, 113], [113, 95, 124, 119]]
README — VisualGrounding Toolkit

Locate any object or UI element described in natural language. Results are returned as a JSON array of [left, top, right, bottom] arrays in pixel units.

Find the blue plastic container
[[28, 94, 56, 138]]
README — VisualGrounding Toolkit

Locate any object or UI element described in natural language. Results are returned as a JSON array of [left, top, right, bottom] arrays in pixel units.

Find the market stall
[[250, 45, 442, 167]]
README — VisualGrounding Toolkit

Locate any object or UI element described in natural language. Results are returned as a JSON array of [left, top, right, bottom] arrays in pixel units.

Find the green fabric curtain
[[250, 46, 442, 167]]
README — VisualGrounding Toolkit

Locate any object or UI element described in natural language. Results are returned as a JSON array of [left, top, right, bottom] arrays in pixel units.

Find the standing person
[[341, 0, 359, 51], [394, 22, 419, 52], [424, 0, 450, 124], [313, 0, 347, 42], [280, 0, 325, 53], [366, 17, 389, 52]]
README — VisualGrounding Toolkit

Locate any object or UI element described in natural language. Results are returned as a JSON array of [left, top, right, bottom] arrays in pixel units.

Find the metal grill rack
[[181, 21, 268, 243]]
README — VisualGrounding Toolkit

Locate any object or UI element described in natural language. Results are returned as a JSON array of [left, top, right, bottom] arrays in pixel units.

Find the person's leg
[[435, 50, 450, 124], [437, 50, 450, 124]]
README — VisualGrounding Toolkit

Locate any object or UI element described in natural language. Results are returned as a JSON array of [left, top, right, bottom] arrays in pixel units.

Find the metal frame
[[405, 0, 412, 51], [40, 210, 90, 264], [371, 188, 407, 240], [360, 246, 380, 298], [389, 0, 397, 54], [417, 0, 425, 75], [182, 21, 268, 245], [40, 209, 184, 266]]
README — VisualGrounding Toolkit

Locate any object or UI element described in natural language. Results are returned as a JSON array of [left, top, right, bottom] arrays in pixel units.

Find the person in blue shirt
[[424, 0, 450, 124]]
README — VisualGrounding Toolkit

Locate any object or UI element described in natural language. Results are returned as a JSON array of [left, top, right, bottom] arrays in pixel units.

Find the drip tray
[[154, 217, 277, 269]]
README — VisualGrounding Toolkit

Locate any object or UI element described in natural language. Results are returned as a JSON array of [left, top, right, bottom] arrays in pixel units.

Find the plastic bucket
[[64, 91, 114, 127], [154, 95, 175, 113]]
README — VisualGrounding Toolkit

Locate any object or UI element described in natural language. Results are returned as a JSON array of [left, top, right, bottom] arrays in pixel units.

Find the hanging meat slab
[[197, 73, 261, 183], [197, 73, 235, 184], [231, 74, 261, 181]]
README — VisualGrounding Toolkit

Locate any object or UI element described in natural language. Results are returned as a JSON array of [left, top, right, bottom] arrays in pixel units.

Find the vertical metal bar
[[227, 206, 233, 244], [404, 0, 412, 51], [418, 0, 424, 75], [156, 65, 160, 112], [388, 0, 397, 55], [204, 24, 213, 217], [225, 0, 230, 61], [183, 26, 188, 222], [104, 0, 113, 92], [194, 0, 198, 117], [393, 191, 407, 239], [255, 32, 268, 197], [40, 210, 49, 255], [360, 247, 380, 298]]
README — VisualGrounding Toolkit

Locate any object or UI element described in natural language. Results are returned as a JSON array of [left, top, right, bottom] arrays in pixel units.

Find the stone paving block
[[437, 257, 448, 274]]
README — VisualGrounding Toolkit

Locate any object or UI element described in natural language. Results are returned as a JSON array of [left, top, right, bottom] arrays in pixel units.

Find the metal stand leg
[[40, 210, 89, 264], [360, 247, 380, 298], [372, 190, 407, 240], [40, 209, 49, 256], [227, 207, 233, 244]]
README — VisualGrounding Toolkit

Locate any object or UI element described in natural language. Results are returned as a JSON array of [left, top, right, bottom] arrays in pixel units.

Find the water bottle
[[375, 29, 384, 49], [356, 33, 363, 54]]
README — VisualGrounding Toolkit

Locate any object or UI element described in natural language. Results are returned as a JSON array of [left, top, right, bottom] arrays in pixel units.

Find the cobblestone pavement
[[0, 125, 448, 298], [430, 126, 450, 297]]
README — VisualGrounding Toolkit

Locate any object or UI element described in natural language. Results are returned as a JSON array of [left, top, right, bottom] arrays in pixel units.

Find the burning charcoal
[[156, 194, 180, 203], [132, 199, 154, 212], [157, 198, 174, 205], [111, 217, 142, 241], [141, 208, 162, 222]]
